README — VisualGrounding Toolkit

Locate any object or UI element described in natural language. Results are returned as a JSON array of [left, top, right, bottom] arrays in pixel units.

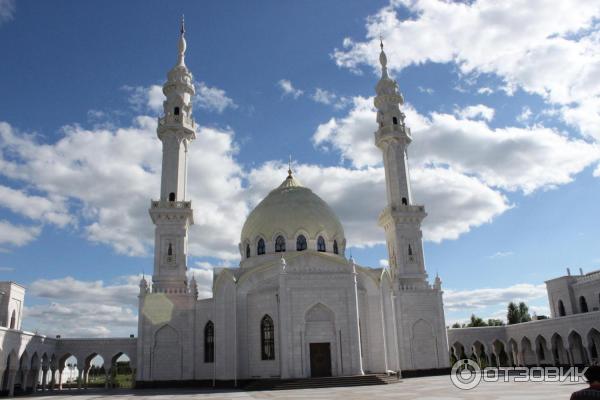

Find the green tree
[[451, 322, 462, 328], [518, 302, 531, 322], [507, 301, 519, 324], [467, 314, 487, 327], [487, 318, 505, 326], [507, 301, 532, 324]]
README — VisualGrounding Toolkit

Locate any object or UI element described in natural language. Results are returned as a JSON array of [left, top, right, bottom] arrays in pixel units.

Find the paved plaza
[[18, 375, 587, 399]]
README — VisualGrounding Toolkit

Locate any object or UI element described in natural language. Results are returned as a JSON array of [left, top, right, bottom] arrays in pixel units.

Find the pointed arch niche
[[304, 303, 338, 377], [152, 325, 181, 381]]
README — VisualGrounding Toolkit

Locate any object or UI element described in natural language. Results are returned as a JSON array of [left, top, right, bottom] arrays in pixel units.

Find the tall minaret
[[374, 41, 428, 288], [149, 18, 196, 293]]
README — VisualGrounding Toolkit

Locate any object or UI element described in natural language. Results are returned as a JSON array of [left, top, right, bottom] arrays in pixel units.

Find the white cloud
[[456, 104, 495, 122], [122, 85, 164, 114], [444, 283, 547, 311], [0, 185, 72, 227], [333, 0, 600, 141], [517, 106, 533, 124], [24, 275, 140, 338], [195, 82, 237, 114], [0, 220, 41, 248], [311, 88, 351, 109], [477, 87, 493, 95], [0, 118, 246, 259], [0, 267, 14, 272], [0, 0, 15, 25], [418, 86, 434, 94], [313, 96, 600, 194], [488, 251, 514, 259], [278, 79, 304, 99]]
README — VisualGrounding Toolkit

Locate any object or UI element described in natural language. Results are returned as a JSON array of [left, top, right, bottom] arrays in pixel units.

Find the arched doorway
[[84, 354, 106, 388], [110, 353, 133, 388], [305, 303, 336, 377]]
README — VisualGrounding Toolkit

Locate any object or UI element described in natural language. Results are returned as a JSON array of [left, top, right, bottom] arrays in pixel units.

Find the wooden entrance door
[[310, 342, 332, 377]]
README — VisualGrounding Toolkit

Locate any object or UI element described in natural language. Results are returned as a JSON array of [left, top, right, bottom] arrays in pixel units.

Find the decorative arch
[[9, 310, 16, 329], [305, 303, 335, 322], [411, 319, 437, 369], [557, 299, 566, 316], [333, 240, 339, 254], [204, 321, 214, 363], [317, 236, 326, 252], [587, 328, 600, 361], [257, 238, 266, 255], [153, 325, 181, 381], [551, 333, 568, 365], [579, 296, 589, 313], [275, 235, 286, 252], [568, 330, 588, 364], [535, 335, 549, 364], [296, 234, 307, 251], [245, 243, 251, 258], [261, 315, 275, 361]]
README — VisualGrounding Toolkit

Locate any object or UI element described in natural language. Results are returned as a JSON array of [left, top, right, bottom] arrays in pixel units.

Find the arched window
[[9, 310, 15, 329], [275, 236, 286, 252], [402, 197, 408, 205], [257, 238, 265, 255], [174, 107, 180, 116], [246, 244, 250, 259], [296, 235, 307, 251], [408, 244, 413, 256], [317, 236, 326, 252], [393, 116, 398, 125], [204, 321, 214, 363], [261, 315, 275, 360], [580, 296, 589, 313], [167, 243, 173, 256], [333, 240, 339, 255], [168, 192, 176, 202], [558, 300, 566, 317]]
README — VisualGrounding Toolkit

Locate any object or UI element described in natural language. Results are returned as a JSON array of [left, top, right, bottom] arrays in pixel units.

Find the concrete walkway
[[19, 375, 587, 399]]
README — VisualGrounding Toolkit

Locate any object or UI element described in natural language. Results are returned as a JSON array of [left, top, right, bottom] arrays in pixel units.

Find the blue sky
[[1, 0, 600, 336]]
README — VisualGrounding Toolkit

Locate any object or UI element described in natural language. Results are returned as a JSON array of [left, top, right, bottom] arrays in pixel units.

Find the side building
[[447, 269, 600, 367]]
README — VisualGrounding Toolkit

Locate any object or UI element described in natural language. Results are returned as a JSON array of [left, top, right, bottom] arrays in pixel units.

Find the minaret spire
[[288, 155, 293, 177], [149, 18, 197, 294], [177, 15, 187, 66], [373, 40, 427, 286]]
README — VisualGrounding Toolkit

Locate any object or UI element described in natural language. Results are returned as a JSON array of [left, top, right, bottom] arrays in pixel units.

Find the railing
[[150, 200, 192, 209]]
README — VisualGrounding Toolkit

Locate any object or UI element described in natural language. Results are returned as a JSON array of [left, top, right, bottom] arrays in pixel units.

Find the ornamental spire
[[379, 36, 388, 78], [177, 15, 187, 66], [288, 155, 293, 177]]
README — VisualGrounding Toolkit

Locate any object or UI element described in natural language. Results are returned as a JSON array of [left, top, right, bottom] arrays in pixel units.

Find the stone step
[[244, 374, 401, 391]]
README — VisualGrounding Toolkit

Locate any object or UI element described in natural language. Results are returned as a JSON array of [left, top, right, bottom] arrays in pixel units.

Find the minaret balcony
[[378, 203, 426, 226], [158, 114, 195, 130], [375, 126, 412, 145], [151, 200, 192, 209]]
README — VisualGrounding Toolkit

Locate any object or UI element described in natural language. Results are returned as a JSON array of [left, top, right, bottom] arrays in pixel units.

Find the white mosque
[[136, 22, 448, 382]]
